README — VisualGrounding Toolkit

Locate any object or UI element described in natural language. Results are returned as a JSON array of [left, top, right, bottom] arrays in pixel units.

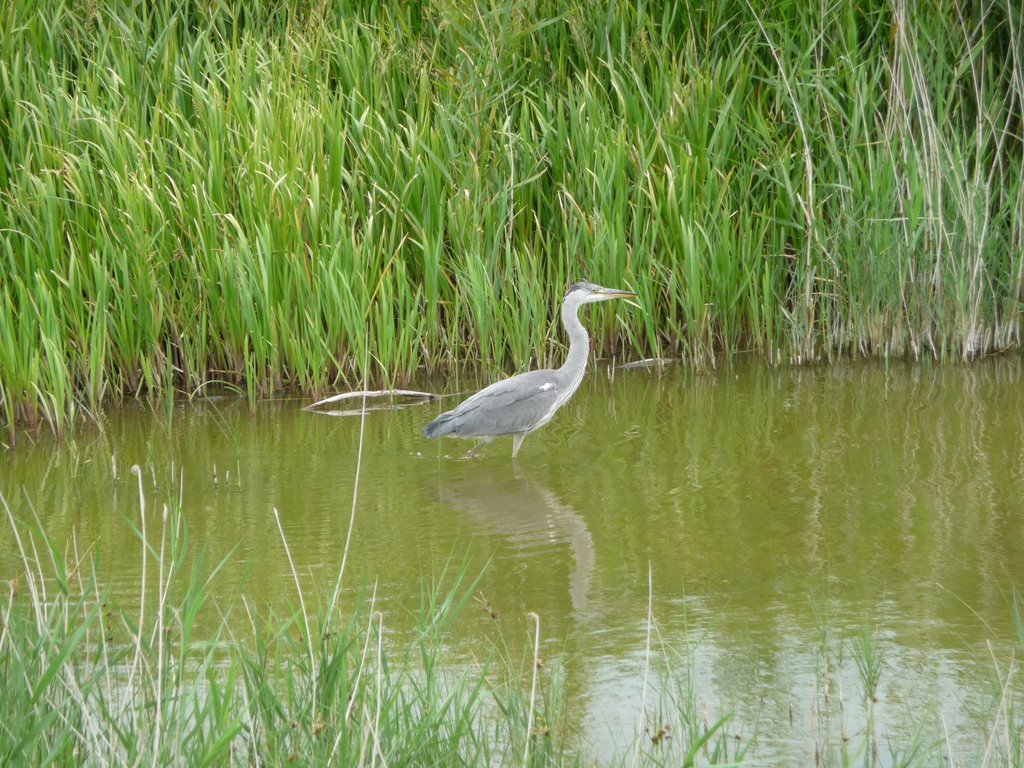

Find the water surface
[[3, 358, 1023, 765]]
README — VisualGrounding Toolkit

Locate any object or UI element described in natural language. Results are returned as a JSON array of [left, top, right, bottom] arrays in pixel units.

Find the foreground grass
[[2, 473, 1023, 767], [1, 1, 1022, 436], [0, 475, 754, 767]]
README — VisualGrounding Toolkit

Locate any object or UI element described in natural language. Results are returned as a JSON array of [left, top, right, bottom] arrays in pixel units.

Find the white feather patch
[[539, 382, 555, 391]]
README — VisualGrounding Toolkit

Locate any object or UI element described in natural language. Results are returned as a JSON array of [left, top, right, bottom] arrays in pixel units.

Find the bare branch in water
[[303, 389, 440, 412]]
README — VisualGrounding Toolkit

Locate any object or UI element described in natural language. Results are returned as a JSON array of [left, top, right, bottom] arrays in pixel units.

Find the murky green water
[[3, 358, 1023, 764]]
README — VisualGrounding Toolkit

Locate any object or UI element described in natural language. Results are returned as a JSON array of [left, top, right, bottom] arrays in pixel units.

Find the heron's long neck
[[558, 299, 591, 391]]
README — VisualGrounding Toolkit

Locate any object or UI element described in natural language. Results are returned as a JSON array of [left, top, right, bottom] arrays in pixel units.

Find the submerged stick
[[303, 389, 439, 412], [616, 358, 675, 370]]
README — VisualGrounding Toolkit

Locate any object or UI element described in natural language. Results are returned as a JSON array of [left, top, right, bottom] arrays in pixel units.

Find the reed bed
[[1, 0, 1022, 436]]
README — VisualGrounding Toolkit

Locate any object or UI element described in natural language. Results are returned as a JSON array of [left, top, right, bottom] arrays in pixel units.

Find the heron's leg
[[466, 437, 492, 458], [511, 432, 527, 458]]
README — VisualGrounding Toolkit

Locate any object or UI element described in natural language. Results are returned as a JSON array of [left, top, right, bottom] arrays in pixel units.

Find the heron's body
[[423, 281, 635, 458]]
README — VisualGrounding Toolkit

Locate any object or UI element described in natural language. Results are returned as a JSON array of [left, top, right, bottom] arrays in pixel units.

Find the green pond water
[[2, 358, 1023, 765]]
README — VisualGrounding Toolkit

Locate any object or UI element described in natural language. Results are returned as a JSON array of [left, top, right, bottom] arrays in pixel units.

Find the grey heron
[[423, 281, 636, 458]]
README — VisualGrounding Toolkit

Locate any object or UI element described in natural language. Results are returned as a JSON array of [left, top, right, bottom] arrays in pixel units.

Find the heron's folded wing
[[443, 371, 561, 437]]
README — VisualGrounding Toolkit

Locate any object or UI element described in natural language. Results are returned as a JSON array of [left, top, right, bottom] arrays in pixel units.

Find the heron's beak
[[602, 287, 641, 311], [594, 288, 637, 300]]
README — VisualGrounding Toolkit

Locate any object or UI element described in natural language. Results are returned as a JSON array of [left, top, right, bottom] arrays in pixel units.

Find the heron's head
[[566, 281, 637, 305]]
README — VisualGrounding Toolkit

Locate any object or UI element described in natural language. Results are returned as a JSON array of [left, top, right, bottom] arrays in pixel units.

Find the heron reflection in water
[[435, 465, 596, 618], [423, 281, 636, 458]]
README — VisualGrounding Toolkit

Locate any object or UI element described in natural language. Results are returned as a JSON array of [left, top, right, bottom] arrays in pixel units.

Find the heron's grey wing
[[432, 371, 561, 438]]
